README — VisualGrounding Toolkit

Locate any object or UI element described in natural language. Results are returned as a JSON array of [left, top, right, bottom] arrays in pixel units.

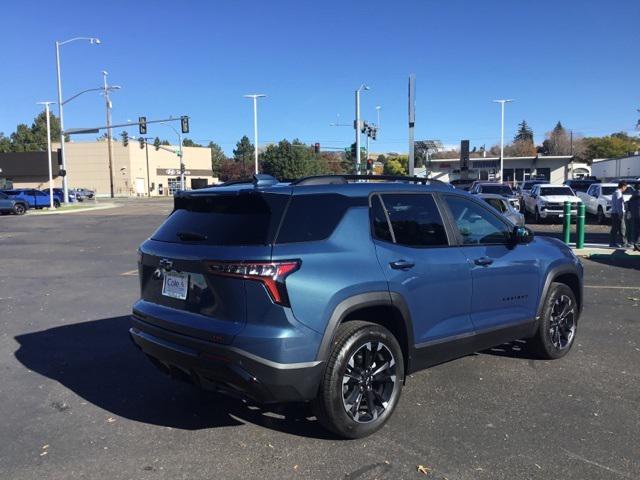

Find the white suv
[[577, 183, 634, 224], [523, 184, 582, 223]]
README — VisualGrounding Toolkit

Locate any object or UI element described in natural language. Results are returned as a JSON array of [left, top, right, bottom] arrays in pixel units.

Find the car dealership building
[[0, 140, 217, 196]]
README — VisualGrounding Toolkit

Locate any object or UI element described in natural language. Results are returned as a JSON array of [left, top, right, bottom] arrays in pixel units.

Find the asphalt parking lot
[[1, 199, 639, 480]]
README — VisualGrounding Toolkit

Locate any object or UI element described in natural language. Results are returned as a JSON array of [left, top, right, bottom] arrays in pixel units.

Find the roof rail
[[291, 174, 446, 186]]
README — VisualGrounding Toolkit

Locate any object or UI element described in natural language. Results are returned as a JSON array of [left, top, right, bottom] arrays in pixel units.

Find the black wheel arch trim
[[536, 264, 583, 319], [315, 291, 415, 371]]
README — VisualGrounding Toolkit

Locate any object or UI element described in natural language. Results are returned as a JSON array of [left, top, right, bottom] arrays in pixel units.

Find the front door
[[440, 194, 540, 333], [370, 193, 474, 348]]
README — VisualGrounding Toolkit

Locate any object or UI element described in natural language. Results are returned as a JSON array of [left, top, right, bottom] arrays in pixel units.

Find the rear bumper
[[129, 314, 324, 403]]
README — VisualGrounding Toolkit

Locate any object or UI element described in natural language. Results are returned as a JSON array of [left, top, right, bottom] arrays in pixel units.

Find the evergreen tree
[[233, 135, 254, 165], [207, 141, 227, 176], [514, 120, 534, 143]]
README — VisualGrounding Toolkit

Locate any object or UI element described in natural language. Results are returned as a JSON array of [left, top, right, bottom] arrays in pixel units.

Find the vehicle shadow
[[586, 253, 640, 271], [481, 339, 540, 360], [13, 316, 335, 439]]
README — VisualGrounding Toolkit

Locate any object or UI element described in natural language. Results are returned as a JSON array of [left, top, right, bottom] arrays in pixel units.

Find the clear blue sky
[[1, 0, 638, 155]]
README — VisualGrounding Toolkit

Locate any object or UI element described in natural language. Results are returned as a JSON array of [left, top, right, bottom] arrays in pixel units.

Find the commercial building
[[591, 155, 640, 180], [415, 155, 589, 184], [0, 140, 217, 196]]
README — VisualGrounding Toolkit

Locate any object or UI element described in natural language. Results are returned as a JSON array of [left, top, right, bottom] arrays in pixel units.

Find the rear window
[[152, 192, 289, 245], [276, 194, 357, 243]]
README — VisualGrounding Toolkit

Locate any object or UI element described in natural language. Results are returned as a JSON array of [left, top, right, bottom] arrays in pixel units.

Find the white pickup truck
[[576, 183, 634, 224], [523, 184, 582, 223]]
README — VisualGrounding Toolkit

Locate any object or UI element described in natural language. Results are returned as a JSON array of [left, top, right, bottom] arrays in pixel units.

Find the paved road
[[1, 199, 639, 480]]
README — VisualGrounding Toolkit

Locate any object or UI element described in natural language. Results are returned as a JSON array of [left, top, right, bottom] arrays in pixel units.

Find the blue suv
[[131, 174, 583, 438]]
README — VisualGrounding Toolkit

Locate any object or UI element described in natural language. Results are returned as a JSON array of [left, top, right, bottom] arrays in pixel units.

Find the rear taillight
[[205, 260, 300, 306]]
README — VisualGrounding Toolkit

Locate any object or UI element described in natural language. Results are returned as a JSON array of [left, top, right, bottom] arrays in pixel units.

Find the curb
[[572, 247, 640, 258], [28, 203, 121, 215]]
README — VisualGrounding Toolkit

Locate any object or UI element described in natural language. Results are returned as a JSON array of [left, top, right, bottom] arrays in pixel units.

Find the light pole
[[376, 105, 381, 130], [493, 99, 513, 181], [243, 94, 266, 174], [355, 84, 369, 174], [102, 71, 121, 198], [37, 101, 56, 208], [55, 36, 101, 203], [159, 122, 185, 190]]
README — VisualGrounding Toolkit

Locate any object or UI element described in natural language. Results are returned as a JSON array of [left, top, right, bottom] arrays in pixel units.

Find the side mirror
[[513, 226, 534, 244]]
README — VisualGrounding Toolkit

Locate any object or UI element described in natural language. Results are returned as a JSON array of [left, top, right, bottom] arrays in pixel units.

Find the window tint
[[483, 198, 506, 213], [480, 184, 513, 195], [443, 195, 512, 245], [379, 194, 448, 247], [371, 195, 392, 242], [276, 194, 353, 243], [539, 187, 575, 196], [152, 192, 289, 245]]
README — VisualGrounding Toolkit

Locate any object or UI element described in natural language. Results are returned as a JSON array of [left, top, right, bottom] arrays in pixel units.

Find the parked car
[[478, 193, 525, 226], [523, 184, 582, 223], [449, 179, 474, 191], [576, 183, 635, 224], [563, 178, 600, 193], [43, 188, 76, 202], [130, 173, 583, 438], [74, 188, 95, 200], [469, 182, 521, 211], [0, 191, 28, 215], [2, 189, 61, 209]]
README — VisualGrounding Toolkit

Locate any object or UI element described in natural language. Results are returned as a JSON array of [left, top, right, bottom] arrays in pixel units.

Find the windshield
[[0, 192, 7, 199], [602, 186, 635, 195], [540, 187, 575, 196], [523, 181, 543, 189], [481, 185, 513, 195]]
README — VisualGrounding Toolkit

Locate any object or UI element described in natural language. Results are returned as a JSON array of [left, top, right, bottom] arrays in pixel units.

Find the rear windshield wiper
[[176, 231, 208, 241]]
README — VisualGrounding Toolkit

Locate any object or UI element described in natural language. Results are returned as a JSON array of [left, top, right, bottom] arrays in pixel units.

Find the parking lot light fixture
[[493, 99, 513, 182], [55, 36, 101, 204], [36, 101, 56, 209]]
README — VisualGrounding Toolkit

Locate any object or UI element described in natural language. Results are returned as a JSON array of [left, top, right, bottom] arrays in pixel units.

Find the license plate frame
[[161, 271, 189, 300]]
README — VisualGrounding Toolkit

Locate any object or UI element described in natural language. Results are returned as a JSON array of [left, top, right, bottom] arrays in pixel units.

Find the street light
[[36, 101, 56, 208], [55, 36, 101, 203], [355, 84, 369, 174], [376, 105, 381, 130], [493, 99, 513, 181], [243, 94, 266, 174]]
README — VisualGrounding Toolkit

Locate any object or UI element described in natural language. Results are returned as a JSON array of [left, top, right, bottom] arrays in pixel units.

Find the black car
[[0, 191, 28, 215], [563, 178, 600, 193]]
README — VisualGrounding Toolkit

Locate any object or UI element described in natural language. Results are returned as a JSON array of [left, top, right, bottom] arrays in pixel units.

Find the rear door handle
[[474, 256, 494, 267], [390, 260, 415, 270]]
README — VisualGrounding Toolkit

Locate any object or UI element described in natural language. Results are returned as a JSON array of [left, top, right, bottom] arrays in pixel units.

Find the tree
[[514, 120, 534, 143], [376, 154, 387, 164], [261, 139, 330, 180], [182, 138, 202, 147], [0, 133, 11, 153], [218, 159, 253, 182], [233, 135, 254, 165], [383, 156, 408, 176], [582, 134, 640, 161], [207, 141, 227, 176], [542, 121, 572, 156]]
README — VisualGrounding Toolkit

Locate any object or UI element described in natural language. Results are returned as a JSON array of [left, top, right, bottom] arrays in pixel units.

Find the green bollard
[[576, 203, 586, 249], [563, 201, 571, 244]]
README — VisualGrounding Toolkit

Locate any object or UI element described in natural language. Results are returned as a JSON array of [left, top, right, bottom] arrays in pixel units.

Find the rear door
[[137, 189, 290, 343], [440, 194, 539, 333], [371, 193, 474, 347]]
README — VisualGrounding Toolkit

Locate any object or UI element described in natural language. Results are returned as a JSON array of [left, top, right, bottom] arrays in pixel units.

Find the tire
[[13, 203, 27, 215], [596, 206, 605, 225], [528, 282, 578, 360], [312, 321, 404, 439], [53, 199, 61, 208], [534, 207, 542, 224]]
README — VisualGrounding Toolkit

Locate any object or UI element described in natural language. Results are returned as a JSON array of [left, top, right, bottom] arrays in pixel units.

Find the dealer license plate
[[162, 271, 189, 300]]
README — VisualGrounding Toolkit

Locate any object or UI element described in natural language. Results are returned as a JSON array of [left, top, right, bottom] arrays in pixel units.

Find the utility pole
[[37, 101, 55, 208], [355, 84, 369, 175], [144, 138, 151, 196], [179, 131, 185, 190], [493, 99, 513, 181], [103, 71, 115, 198]]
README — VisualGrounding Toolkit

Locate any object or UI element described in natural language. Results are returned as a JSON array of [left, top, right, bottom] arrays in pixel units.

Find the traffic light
[[139, 116, 147, 135], [371, 127, 377, 141], [139, 137, 145, 149], [181, 116, 190, 134], [153, 137, 161, 151], [122, 131, 129, 147], [366, 158, 373, 172], [314, 142, 320, 154], [350, 144, 357, 158]]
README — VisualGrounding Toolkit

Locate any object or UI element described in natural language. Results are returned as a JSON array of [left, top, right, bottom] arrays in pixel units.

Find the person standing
[[609, 181, 628, 248], [628, 188, 640, 251]]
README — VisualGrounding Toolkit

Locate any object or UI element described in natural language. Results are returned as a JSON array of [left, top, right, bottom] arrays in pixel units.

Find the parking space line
[[120, 269, 138, 276], [585, 285, 640, 290]]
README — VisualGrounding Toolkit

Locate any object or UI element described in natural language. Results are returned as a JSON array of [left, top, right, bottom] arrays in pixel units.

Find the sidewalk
[[28, 202, 120, 215]]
